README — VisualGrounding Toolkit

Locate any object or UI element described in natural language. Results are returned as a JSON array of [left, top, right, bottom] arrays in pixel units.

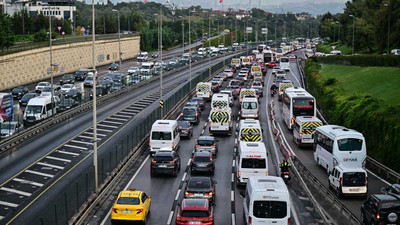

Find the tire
[[361, 211, 367, 224], [336, 188, 343, 199]]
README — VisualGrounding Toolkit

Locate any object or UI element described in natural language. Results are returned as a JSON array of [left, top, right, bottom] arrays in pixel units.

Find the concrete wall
[[0, 36, 140, 91]]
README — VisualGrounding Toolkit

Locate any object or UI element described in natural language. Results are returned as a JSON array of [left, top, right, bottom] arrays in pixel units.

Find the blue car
[[19, 93, 38, 106]]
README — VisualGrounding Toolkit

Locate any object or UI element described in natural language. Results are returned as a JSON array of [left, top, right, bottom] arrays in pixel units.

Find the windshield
[[25, 105, 43, 114], [38, 83, 47, 87], [280, 58, 289, 63], [86, 76, 93, 81], [188, 179, 211, 188], [338, 138, 363, 151], [194, 156, 211, 163], [183, 108, 196, 115], [343, 172, 366, 187], [13, 87, 24, 92], [241, 158, 266, 168], [154, 155, 173, 162], [253, 201, 287, 219], [276, 49, 283, 53], [293, 98, 315, 117], [178, 121, 190, 128], [198, 139, 214, 146], [116, 197, 140, 205], [62, 84, 73, 89], [181, 210, 209, 218], [242, 102, 257, 109], [22, 94, 35, 100], [230, 81, 240, 86], [0, 123, 16, 130], [151, 131, 172, 140], [42, 87, 52, 92], [142, 65, 150, 69]]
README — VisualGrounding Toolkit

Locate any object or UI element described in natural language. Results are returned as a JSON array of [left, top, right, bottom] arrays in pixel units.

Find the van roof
[[27, 96, 51, 105], [239, 142, 266, 153], [316, 125, 364, 139], [335, 165, 367, 173], [295, 116, 322, 123], [151, 120, 177, 129], [248, 176, 288, 193]]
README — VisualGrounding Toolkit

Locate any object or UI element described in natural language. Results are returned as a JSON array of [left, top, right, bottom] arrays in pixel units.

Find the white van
[[140, 62, 155, 75], [196, 82, 212, 101], [149, 120, 180, 156], [293, 116, 322, 147], [236, 142, 269, 185], [23, 96, 55, 125], [330, 50, 342, 56], [197, 48, 207, 57], [279, 57, 290, 71], [241, 97, 259, 119], [328, 165, 368, 198], [209, 108, 232, 135], [137, 51, 149, 62], [238, 119, 263, 144], [243, 176, 291, 225], [219, 90, 233, 107], [211, 94, 230, 109]]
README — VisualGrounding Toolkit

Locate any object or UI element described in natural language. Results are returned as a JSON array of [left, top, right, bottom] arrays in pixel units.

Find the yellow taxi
[[111, 188, 151, 224]]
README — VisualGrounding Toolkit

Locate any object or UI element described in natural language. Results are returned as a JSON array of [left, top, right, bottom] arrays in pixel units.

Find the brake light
[[185, 191, 193, 196], [137, 209, 143, 213], [339, 177, 342, 187], [196, 113, 198, 118], [299, 133, 303, 139], [210, 156, 213, 162], [205, 191, 213, 196], [249, 216, 252, 225], [212, 145, 216, 148], [170, 161, 174, 163], [288, 217, 291, 224], [172, 142, 174, 148], [195, 145, 200, 147], [151, 160, 156, 163], [176, 214, 183, 221], [149, 142, 151, 147], [180, 113, 183, 118], [112, 208, 118, 213], [266, 171, 269, 176], [377, 211, 380, 220]]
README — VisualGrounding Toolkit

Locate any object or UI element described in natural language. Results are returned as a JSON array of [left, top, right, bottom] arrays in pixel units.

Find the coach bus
[[282, 87, 316, 129], [0, 93, 14, 122]]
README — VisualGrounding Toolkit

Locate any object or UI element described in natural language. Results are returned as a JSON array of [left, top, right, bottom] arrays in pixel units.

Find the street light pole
[[336, 21, 340, 42], [274, 21, 277, 44], [112, 10, 121, 67], [48, 6, 54, 116], [350, 14, 355, 55], [182, 17, 184, 54], [91, 0, 98, 193], [189, 8, 192, 90], [160, 6, 163, 117], [384, 4, 390, 54], [209, 13, 211, 77]]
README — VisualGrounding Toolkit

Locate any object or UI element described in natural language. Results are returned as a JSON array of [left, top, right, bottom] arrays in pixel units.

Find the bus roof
[[0, 93, 11, 98], [316, 125, 364, 140], [284, 87, 314, 99]]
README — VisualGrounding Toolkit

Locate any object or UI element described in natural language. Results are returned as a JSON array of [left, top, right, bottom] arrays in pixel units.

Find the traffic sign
[[160, 100, 164, 108], [262, 28, 268, 34], [246, 27, 252, 34], [57, 26, 61, 31], [47, 68, 52, 74]]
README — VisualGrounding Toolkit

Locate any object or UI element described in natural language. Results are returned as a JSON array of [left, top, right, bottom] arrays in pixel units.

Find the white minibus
[[23, 96, 55, 125], [236, 142, 269, 185], [149, 120, 180, 156], [279, 57, 290, 71]]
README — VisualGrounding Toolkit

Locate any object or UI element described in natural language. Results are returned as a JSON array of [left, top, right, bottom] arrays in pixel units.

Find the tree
[[34, 13, 49, 33], [34, 29, 48, 42], [75, 26, 83, 35], [62, 19, 72, 35], [0, 14, 15, 49]]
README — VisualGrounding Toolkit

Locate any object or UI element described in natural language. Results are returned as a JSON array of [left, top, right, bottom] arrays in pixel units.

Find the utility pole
[[91, 0, 98, 194]]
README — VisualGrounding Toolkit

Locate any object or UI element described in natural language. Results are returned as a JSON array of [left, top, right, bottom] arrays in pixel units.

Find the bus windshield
[[338, 138, 363, 151], [280, 58, 289, 63], [293, 98, 314, 117]]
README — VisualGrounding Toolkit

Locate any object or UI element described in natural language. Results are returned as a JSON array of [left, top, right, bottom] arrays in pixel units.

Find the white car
[[0, 122, 23, 139], [35, 82, 51, 92], [61, 84, 74, 94], [127, 67, 140, 74]]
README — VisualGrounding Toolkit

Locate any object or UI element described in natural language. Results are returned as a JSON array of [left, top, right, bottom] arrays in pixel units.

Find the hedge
[[311, 55, 400, 67]]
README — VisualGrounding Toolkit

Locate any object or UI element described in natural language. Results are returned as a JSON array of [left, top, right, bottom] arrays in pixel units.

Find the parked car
[[59, 74, 75, 85], [19, 93, 39, 106], [184, 176, 216, 204], [12, 86, 29, 99], [191, 151, 215, 175], [109, 63, 119, 71], [150, 150, 181, 177], [177, 121, 193, 138], [176, 199, 214, 225], [361, 194, 400, 225]]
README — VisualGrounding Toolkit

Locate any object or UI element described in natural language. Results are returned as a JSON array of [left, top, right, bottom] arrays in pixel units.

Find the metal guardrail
[[0, 50, 246, 155], [297, 59, 400, 184]]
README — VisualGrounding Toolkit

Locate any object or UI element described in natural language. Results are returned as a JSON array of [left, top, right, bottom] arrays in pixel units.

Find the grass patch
[[319, 64, 400, 108], [317, 43, 353, 55]]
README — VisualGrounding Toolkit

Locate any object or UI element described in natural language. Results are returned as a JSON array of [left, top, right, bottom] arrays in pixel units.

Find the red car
[[289, 55, 297, 61], [269, 61, 277, 67], [176, 199, 214, 225]]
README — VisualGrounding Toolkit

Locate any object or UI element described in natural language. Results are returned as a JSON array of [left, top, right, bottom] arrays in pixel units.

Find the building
[[4, 0, 76, 22]]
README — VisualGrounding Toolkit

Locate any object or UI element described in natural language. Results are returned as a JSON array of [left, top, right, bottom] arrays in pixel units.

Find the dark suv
[[361, 194, 400, 225], [191, 152, 215, 175], [150, 151, 180, 177]]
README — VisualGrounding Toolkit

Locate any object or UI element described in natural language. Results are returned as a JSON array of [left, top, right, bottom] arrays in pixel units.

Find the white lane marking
[[367, 169, 391, 186], [167, 211, 175, 225], [71, 140, 94, 146], [276, 123, 296, 156], [109, 117, 127, 121], [187, 159, 192, 166], [182, 172, 187, 182], [100, 155, 150, 225], [175, 189, 181, 201], [37, 162, 64, 170], [0, 201, 18, 208], [96, 128, 113, 132], [204, 122, 208, 127], [97, 124, 118, 129], [84, 132, 106, 137], [64, 144, 88, 150], [231, 173, 234, 182], [232, 160, 235, 167], [231, 213, 236, 225], [103, 120, 123, 125], [288, 68, 301, 87], [25, 170, 54, 178], [0, 215, 4, 220], [231, 190, 234, 201], [201, 130, 204, 135], [56, 150, 80, 156], [0, 187, 32, 197], [78, 135, 100, 140], [45, 156, 71, 163], [13, 178, 43, 187], [114, 114, 131, 118]]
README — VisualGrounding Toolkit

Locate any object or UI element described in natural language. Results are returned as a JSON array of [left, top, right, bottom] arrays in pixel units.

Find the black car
[[19, 92, 38, 106], [254, 77, 264, 85], [181, 106, 199, 124], [184, 177, 216, 204], [191, 152, 215, 175], [150, 150, 181, 177], [211, 82, 220, 92], [191, 97, 205, 110], [12, 86, 29, 99], [177, 121, 193, 138], [90, 85, 109, 99], [65, 89, 82, 101], [59, 74, 75, 85], [109, 63, 119, 71], [74, 68, 91, 81], [58, 99, 78, 112], [98, 79, 113, 91], [381, 184, 400, 198], [361, 194, 400, 225]]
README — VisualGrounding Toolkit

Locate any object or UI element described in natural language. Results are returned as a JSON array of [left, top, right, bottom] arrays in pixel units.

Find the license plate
[[189, 222, 201, 225], [284, 175, 289, 178], [194, 193, 203, 197], [349, 188, 359, 192], [158, 164, 167, 168], [121, 210, 132, 213], [199, 164, 207, 167]]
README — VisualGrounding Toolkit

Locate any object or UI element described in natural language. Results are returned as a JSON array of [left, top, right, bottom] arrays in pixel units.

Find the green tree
[[34, 29, 48, 42], [62, 19, 72, 35], [0, 13, 15, 50]]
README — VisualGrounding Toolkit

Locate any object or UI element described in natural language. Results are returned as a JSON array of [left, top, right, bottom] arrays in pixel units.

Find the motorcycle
[[281, 171, 291, 183]]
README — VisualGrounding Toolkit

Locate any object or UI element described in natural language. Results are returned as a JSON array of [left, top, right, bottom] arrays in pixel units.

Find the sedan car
[[111, 188, 151, 224], [152, 52, 159, 58], [0, 122, 23, 139], [59, 74, 75, 85], [61, 84, 74, 94], [109, 63, 119, 71], [211, 78, 223, 87], [127, 67, 140, 75], [35, 82, 51, 93], [224, 68, 234, 77], [195, 136, 218, 157], [177, 120, 193, 138], [191, 97, 205, 110], [65, 89, 82, 101], [58, 98, 78, 112], [176, 199, 214, 225], [184, 177, 216, 204], [12, 86, 29, 99], [150, 150, 181, 177], [191, 152, 215, 175], [19, 93, 39, 106]]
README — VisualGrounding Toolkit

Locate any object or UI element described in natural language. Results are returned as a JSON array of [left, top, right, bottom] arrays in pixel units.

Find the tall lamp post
[[349, 14, 355, 55], [384, 4, 390, 54], [336, 21, 340, 42], [112, 9, 122, 67]]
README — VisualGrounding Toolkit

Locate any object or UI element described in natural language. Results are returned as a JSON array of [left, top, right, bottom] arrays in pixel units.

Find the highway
[[92, 63, 323, 225], [0, 47, 237, 224], [267, 49, 390, 220]]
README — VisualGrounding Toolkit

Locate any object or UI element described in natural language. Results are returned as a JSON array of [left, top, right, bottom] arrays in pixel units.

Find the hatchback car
[[19, 93, 38, 106], [195, 136, 218, 157], [177, 121, 193, 138], [176, 199, 214, 225], [181, 107, 199, 125], [109, 63, 119, 71], [0, 122, 23, 139], [59, 74, 75, 85], [184, 177, 216, 204], [191, 152, 215, 175], [150, 150, 181, 177], [65, 89, 82, 101], [111, 188, 151, 224], [191, 97, 205, 110], [12, 86, 29, 99]]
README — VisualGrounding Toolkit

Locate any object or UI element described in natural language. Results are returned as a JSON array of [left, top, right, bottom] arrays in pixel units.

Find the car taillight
[[186, 129, 189, 132], [339, 177, 342, 187], [249, 216, 252, 225], [377, 211, 380, 220], [172, 142, 174, 148], [299, 133, 303, 139], [210, 156, 213, 162], [196, 113, 198, 118], [112, 208, 118, 213], [238, 171, 241, 178], [137, 209, 143, 213], [176, 214, 183, 221], [185, 191, 193, 196], [288, 217, 291, 224], [180, 113, 183, 118], [212, 145, 216, 148], [151, 160, 156, 163], [149, 142, 151, 147], [205, 191, 213, 196], [170, 161, 175, 163], [195, 145, 200, 148]]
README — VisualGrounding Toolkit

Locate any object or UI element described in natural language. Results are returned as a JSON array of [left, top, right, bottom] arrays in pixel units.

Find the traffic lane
[[0, 55, 225, 184]]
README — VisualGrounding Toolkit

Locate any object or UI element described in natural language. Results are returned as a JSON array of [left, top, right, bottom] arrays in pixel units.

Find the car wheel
[[361, 211, 366, 224]]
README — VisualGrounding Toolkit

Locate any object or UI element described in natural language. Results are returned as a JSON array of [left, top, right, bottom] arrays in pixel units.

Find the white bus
[[282, 87, 316, 129], [313, 125, 367, 174], [279, 57, 290, 71]]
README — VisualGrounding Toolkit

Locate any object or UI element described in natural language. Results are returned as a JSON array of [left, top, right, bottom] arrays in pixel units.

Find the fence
[[30, 54, 239, 225]]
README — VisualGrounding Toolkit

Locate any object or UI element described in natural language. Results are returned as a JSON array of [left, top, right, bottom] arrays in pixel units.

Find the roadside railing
[[297, 59, 400, 184]]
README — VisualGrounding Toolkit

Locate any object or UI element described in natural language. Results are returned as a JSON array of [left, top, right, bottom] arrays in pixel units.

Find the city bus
[[263, 50, 274, 67], [313, 125, 367, 174], [0, 93, 14, 122], [282, 87, 316, 129]]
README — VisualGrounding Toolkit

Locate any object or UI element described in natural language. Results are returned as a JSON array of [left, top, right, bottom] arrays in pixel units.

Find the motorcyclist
[[270, 83, 278, 94], [280, 159, 291, 173]]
